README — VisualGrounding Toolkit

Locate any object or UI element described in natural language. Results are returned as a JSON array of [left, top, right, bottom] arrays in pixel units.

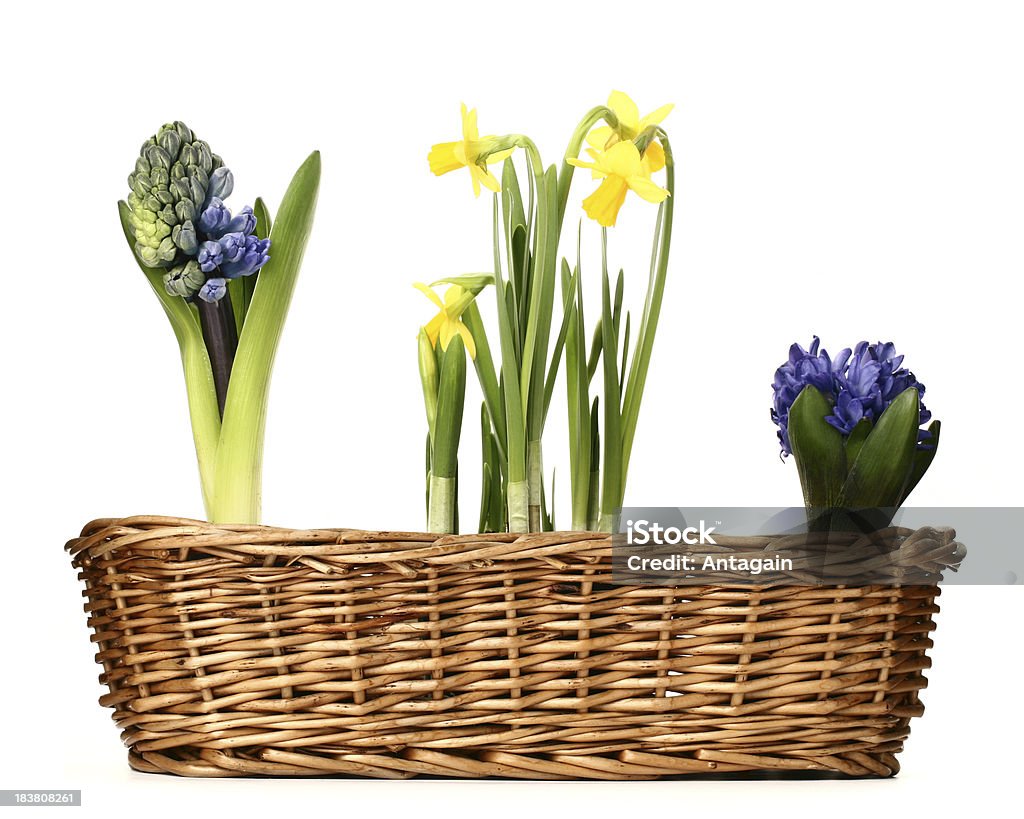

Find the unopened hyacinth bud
[[206, 167, 234, 204], [172, 220, 198, 255], [125, 120, 270, 304], [163, 260, 206, 299], [126, 121, 224, 270]]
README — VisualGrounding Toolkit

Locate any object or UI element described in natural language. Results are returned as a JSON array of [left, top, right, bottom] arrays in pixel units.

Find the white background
[[2, 0, 1021, 815]]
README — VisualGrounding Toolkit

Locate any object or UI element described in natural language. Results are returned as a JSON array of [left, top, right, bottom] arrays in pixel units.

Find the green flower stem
[[196, 292, 239, 417], [211, 151, 320, 524], [619, 130, 675, 495], [556, 105, 616, 228], [118, 202, 220, 515]]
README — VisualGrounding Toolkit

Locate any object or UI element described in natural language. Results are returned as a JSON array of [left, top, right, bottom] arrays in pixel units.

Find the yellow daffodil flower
[[587, 90, 672, 169], [428, 104, 515, 197], [568, 141, 669, 228], [415, 282, 477, 359]]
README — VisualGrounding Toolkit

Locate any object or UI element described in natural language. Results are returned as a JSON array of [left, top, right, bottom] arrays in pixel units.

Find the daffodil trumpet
[[425, 92, 675, 533], [119, 122, 320, 524]]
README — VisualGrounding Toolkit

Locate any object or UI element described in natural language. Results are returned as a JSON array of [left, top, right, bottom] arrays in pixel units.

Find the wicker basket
[[67, 516, 963, 779]]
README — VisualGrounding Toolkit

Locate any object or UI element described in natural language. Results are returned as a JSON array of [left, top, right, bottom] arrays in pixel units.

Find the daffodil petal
[[603, 140, 644, 177], [484, 147, 515, 165], [443, 284, 467, 308], [424, 314, 444, 347], [456, 321, 477, 359], [567, 157, 597, 170], [640, 103, 674, 129], [414, 282, 444, 309], [428, 142, 464, 175], [475, 165, 501, 193], [582, 177, 629, 228], [642, 140, 666, 173], [627, 175, 670, 203], [608, 90, 640, 134], [470, 165, 482, 197], [461, 103, 479, 143], [586, 126, 615, 151]]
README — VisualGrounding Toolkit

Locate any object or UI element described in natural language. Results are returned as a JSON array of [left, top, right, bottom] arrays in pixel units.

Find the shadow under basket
[[66, 516, 963, 780]]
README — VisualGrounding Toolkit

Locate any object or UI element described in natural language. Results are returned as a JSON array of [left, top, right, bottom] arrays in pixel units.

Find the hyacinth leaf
[[118, 200, 220, 514], [902, 419, 941, 503], [844, 418, 872, 467], [788, 385, 847, 516], [212, 151, 321, 524], [838, 386, 920, 511]]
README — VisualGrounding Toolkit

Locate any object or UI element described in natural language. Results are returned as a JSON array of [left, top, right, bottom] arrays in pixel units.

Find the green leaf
[[213, 150, 321, 523], [491, 197, 527, 499], [838, 386, 920, 510], [599, 269, 623, 530], [542, 259, 579, 424], [787, 385, 847, 515], [844, 418, 872, 466], [463, 302, 507, 457], [118, 200, 220, 514], [417, 328, 439, 444], [902, 419, 940, 504], [430, 273, 495, 295], [432, 335, 467, 481]]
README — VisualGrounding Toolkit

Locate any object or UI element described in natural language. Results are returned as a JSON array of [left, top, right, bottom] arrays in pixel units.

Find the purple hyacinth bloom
[[199, 200, 257, 239], [198, 240, 224, 273], [825, 391, 865, 435], [198, 197, 232, 236], [197, 277, 227, 303], [771, 336, 845, 455], [221, 234, 271, 279], [771, 337, 933, 456]]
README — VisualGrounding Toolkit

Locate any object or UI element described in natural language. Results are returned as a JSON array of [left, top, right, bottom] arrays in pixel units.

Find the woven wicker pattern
[[67, 516, 961, 779]]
